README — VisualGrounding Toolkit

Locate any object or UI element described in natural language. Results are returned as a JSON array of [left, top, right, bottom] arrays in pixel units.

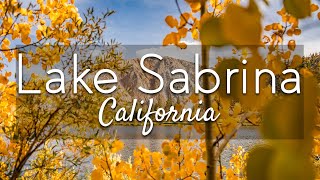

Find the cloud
[[135, 44, 241, 66], [134, 0, 320, 58], [135, 45, 200, 62]]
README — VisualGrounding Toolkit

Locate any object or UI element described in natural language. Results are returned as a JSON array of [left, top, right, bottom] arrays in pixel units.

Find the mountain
[[118, 56, 196, 107]]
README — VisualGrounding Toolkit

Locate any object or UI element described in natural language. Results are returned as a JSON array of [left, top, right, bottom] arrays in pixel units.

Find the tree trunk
[[200, 1, 216, 180]]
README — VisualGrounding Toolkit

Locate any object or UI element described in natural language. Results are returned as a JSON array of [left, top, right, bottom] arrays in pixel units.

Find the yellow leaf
[[36, 30, 42, 40], [209, 0, 217, 6], [288, 40, 296, 51], [248, 114, 260, 124], [282, 51, 291, 59], [32, 56, 40, 65], [91, 169, 103, 180], [162, 141, 170, 155], [189, 94, 198, 103], [287, 29, 293, 36], [246, 145, 274, 180], [311, 4, 319, 12], [293, 28, 301, 35], [200, 17, 229, 46], [290, 55, 302, 68], [189, 2, 201, 13], [40, 19, 46, 25], [22, 36, 31, 45], [178, 27, 188, 38], [191, 28, 199, 40], [111, 140, 124, 153], [3, 38, 10, 46], [180, 12, 190, 26], [178, 42, 187, 49], [20, 8, 28, 16], [272, 23, 282, 30], [165, 16, 178, 28], [222, 1, 262, 45], [233, 103, 241, 116], [314, 140, 320, 154], [0, 75, 8, 85], [5, 72, 11, 77], [175, 103, 183, 111], [201, 12, 212, 23], [283, 0, 311, 19], [0, 138, 8, 155], [264, 24, 272, 31], [299, 68, 313, 77], [277, 8, 286, 16], [163, 32, 180, 45], [28, 15, 34, 22]]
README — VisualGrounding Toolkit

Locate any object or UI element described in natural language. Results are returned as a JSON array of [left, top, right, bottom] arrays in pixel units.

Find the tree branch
[[214, 112, 258, 158]]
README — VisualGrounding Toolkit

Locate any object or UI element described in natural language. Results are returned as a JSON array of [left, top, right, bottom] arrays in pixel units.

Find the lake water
[[110, 126, 263, 167]]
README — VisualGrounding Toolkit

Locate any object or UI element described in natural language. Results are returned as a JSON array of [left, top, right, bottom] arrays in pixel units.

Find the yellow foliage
[[222, 1, 262, 46], [283, 0, 311, 19], [165, 16, 178, 28], [111, 140, 124, 153]]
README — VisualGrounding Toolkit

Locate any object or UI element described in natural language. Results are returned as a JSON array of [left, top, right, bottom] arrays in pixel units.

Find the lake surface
[[109, 126, 263, 167]]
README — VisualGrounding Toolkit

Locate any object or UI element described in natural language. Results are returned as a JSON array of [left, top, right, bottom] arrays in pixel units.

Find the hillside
[[118, 56, 196, 107]]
